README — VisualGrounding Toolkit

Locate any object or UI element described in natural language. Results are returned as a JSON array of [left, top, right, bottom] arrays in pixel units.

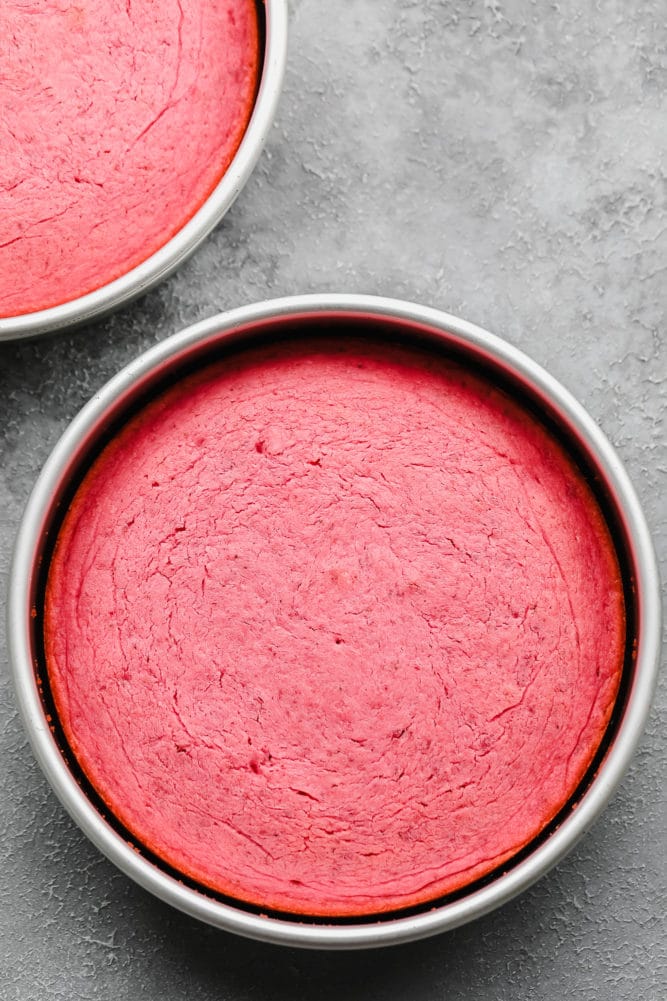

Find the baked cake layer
[[0, 0, 259, 317], [44, 339, 625, 916]]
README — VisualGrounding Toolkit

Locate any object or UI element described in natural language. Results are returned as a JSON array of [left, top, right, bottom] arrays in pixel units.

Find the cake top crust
[[44, 338, 625, 916], [0, 0, 259, 317]]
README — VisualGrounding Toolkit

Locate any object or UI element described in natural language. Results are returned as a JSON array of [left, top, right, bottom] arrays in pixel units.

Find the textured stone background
[[1, 0, 665, 997]]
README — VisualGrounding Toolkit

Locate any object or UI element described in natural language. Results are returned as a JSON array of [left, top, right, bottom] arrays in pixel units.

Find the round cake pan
[[8, 295, 661, 949], [0, 1, 287, 343]]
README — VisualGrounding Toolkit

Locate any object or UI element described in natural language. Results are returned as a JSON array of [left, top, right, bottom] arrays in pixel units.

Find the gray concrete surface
[[1, 0, 665, 997]]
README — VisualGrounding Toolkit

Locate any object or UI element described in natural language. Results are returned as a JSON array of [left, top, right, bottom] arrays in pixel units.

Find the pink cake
[[0, 0, 259, 317], [44, 339, 625, 916]]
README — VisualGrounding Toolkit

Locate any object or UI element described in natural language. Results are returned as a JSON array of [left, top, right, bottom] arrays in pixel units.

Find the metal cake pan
[[0, 1, 288, 342], [7, 295, 661, 948]]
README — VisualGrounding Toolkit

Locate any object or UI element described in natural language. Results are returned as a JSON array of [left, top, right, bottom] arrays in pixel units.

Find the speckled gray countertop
[[1, 0, 665, 997]]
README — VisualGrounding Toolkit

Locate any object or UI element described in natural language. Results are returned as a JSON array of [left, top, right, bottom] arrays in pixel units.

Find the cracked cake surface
[[0, 0, 259, 317], [44, 339, 625, 916]]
